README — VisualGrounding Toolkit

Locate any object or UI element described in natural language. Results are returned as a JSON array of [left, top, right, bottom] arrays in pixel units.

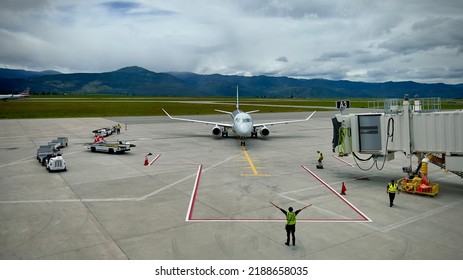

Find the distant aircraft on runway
[[0, 87, 30, 101], [162, 86, 316, 146]]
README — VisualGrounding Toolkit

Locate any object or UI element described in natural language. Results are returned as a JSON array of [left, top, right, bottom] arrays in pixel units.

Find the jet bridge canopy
[[333, 96, 463, 177]]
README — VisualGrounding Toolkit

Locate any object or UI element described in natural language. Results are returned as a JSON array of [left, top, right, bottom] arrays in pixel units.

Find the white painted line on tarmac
[[380, 199, 463, 232], [0, 197, 139, 204], [0, 150, 85, 169], [140, 154, 240, 202], [0, 154, 241, 205], [333, 154, 355, 167], [185, 165, 203, 221], [148, 154, 161, 166], [0, 155, 36, 168], [278, 193, 355, 222]]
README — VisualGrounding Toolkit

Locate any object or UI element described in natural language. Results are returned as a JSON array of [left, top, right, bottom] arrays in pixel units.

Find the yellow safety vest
[[286, 212, 296, 225], [388, 183, 398, 193]]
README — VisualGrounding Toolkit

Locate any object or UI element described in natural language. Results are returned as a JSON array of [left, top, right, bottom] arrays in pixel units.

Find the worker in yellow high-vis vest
[[387, 179, 399, 207], [270, 202, 312, 246]]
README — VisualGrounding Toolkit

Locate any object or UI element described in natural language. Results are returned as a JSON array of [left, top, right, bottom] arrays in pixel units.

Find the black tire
[[91, 147, 96, 152]]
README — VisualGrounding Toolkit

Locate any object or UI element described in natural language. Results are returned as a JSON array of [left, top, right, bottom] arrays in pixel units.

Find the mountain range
[[0, 66, 461, 98]]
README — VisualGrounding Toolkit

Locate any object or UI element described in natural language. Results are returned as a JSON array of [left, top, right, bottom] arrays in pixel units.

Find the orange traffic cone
[[340, 182, 347, 195], [144, 155, 149, 166], [144, 153, 153, 166]]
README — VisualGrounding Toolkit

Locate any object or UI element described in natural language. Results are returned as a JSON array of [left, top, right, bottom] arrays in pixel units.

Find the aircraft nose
[[237, 122, 252, 136]]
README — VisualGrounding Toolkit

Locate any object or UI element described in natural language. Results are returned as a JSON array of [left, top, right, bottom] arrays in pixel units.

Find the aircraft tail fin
[[236, 85, 239, 110], [21, 87, 30, 97]]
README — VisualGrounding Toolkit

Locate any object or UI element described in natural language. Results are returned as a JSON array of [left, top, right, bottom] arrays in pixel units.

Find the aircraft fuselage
[[232, 110, 253, 137]]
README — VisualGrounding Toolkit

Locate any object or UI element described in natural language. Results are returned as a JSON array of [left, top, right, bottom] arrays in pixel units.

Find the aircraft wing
[[253, 111, 316, 128], [0, 95, 12, 100], [162, 109, 232, 128]]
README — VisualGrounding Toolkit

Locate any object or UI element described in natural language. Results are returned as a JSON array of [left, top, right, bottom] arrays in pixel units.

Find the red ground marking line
[[301, 165, 371, 222], [186, 165, 203, 221], [332, 155, 355, 167], [188, 218, 368, 222], [148, 154, 161, 166], [185, 164, 371, 222]]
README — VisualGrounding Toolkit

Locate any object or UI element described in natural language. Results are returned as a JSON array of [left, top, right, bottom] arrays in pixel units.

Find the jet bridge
[[332, 96, 463, 182]]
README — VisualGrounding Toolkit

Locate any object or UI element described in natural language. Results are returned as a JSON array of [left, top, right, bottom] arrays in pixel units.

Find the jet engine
[[212, 126, 221, 136], [259, 126, 270, 137]]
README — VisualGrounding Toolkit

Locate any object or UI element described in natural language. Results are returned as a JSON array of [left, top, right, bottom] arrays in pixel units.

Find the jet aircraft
[[0, 87, 30, 101], [162, 87, 316, 146]]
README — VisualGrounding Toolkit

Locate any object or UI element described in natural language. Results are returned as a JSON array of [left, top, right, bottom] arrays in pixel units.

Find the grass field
[[0, 96, 461, 119]]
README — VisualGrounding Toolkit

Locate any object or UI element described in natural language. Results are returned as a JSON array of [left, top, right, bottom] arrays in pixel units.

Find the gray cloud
[[379, 17, 463, 55], [275, 56, 288, 63], [0, 0, 462, 84], [315, 52, 350, 62]]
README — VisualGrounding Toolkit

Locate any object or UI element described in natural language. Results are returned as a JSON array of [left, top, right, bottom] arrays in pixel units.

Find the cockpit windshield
[[236, 118, 251, 123]]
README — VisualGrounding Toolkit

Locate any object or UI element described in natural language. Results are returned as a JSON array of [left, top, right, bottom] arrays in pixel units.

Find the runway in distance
[[162, 86, 316, 146], [0, 87, 30, 101]]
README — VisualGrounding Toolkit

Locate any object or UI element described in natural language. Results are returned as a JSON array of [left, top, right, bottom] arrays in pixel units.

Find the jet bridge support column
[[402, 96, 412, 157]]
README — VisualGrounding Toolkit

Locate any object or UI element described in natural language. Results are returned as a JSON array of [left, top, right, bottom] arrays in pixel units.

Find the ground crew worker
[[270, 201, 312, 246], [316, 150, 324, 168], [387, 179, 399, 207]]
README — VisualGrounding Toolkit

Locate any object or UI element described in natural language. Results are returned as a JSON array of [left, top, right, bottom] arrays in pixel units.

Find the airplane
[[0, 87, 30, 101], [162, 86, 316, 146]]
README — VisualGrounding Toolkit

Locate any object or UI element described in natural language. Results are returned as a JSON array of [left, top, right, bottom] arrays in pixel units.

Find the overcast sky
[[1, 0, 462, 84]]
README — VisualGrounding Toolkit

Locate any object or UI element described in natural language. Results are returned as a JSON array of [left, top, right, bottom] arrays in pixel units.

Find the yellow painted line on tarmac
[[241, 146, 259, 175], [239, 145, 271, 176], [241, 173, 271, 177]]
